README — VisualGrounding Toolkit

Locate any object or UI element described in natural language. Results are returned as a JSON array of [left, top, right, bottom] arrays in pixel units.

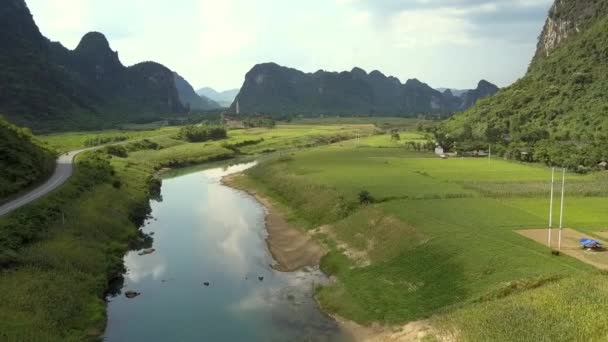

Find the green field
[[233, 136, 608, 340]]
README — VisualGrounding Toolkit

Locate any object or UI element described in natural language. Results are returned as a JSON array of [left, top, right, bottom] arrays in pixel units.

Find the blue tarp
[[579, 238, 603, 248]]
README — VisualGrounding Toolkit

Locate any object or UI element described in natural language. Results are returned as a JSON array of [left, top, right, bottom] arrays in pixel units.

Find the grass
[[236, 138, 608, 337], [433, 274, 608, 341], [39, 127, 180, 152], [286, 117, 428, 130]]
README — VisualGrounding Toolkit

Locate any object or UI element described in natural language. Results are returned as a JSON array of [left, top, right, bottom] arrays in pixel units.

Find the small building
[[434, 145, 444, 156]]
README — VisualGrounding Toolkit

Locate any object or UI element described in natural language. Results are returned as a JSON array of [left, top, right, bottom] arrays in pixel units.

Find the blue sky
[[27, 0, 553, 91]]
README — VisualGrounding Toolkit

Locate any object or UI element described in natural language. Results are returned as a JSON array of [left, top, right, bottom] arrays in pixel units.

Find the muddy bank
[[222, 173, 326, 272]]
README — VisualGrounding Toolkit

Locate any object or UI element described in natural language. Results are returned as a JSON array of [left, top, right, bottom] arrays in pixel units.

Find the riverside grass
[[237, 139, 608, 338], [0, 124, 376, 341]]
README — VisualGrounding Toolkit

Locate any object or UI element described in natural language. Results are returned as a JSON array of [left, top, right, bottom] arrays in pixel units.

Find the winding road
[[0, 148, 90, 217]]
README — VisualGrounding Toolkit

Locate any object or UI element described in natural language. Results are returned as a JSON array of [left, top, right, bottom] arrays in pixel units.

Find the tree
[[358, 190, 374, 205]]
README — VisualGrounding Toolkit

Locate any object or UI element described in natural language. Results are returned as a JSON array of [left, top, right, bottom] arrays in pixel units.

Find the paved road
[[0, 148, 91, 217]]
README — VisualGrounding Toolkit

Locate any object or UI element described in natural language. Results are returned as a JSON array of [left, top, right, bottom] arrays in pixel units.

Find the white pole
[[548, 168, 555, 248], [488, 144, 491, 162], [558, 168, 566, 251]]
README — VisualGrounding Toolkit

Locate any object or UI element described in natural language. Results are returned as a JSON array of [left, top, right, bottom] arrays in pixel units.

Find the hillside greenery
[[0, 117, 55, 200], [443, 13, 608, 171]]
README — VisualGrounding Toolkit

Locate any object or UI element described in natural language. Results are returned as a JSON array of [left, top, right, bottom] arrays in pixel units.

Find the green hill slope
[[444, 0, 608, 170], [0, 117, 55, 199]]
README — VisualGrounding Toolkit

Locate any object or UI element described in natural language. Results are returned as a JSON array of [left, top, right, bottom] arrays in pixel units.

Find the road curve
[[0, 148, 91, 217]]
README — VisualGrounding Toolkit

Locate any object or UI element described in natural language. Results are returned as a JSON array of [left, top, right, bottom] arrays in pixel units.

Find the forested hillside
[[443, 0, 608, 170], [0, 117, 55, 199]]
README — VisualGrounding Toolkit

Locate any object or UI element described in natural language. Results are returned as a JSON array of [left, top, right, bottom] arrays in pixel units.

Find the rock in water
[[138, 248, 156, 256], [125, 290, 140, 299]]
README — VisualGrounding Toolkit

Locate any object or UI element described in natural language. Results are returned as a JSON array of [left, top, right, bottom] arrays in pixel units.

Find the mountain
[[458, 80, 500, 110], [197, 87, 239, 107], [0, 0, 187, 132], [443, 0, 608, 169], [230, 63, 498, 117], [174, 73, 220, 111], [436, 88, 468, 97], [0, 116, 55, 199]]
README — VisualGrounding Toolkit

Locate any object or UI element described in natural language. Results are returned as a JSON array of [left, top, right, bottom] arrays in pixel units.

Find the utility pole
[[548, 168, 555, 248], [558, 168, 566, 251], [488, 144, 492, 162]]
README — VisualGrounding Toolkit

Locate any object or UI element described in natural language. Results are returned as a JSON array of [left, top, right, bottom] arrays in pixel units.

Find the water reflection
[[105, 161, 347, 342]]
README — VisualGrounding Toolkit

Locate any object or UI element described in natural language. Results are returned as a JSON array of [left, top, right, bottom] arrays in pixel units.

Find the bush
[[358, 190, 374, 205], [104, 145, 128, 158], [177, 125, 227, 142]]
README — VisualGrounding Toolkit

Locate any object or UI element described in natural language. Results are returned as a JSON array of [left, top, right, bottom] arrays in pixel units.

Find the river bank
[[105, 161, 347, 341], [223, 172, 437, 342], [223, 173, 326, 272]]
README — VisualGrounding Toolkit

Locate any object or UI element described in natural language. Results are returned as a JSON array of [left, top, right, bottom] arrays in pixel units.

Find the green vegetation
[[40, 127, 180, 152], [177, 125, 227, 142], [244, 116, 276, 128], [0, 117, 55, 200], [443, 10, 608, 171], [0, 151, 150, 340], [434, 275, 608, 341], [233, 138, 608, 337]]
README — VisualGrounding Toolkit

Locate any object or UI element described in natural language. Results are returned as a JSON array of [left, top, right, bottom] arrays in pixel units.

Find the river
[[104, 161, 349, 341]]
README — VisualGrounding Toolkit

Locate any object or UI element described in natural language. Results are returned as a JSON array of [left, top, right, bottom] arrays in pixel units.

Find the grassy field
[[233, 135, 608, 339], [286, 117, 428, 130]]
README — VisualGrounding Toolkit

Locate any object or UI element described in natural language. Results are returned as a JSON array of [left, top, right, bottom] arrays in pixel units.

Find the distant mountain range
[[0, 0, 214, 132], [174, 74, 220, 111], [197, 87, 240, 108], [230, 63, 499, 118], [436, 88, 468, 97]]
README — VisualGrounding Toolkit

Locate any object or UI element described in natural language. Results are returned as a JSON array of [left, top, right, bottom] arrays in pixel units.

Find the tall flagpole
[[558, 168, 566, 251], [548, 167, 555, 248]]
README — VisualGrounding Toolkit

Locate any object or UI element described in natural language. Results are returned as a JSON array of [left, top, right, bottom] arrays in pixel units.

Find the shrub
[[358, 190, 374, 205], [177, 125, 227, 142], [104, 145, 128, 158]]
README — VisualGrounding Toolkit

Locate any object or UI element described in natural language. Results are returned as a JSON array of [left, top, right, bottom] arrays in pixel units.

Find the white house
[[434, 145, 444, 155]]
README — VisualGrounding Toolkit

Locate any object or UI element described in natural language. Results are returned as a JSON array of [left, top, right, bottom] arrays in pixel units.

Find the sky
[[27, 0, 553, 91]]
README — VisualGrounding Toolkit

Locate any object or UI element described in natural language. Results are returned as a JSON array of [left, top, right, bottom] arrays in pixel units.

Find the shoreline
[[222, 173, 326, 272], [222, 172, 435, 342]]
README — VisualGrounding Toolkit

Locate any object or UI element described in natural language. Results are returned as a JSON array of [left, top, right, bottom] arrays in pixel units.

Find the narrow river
[[104, 161, 349, 341]]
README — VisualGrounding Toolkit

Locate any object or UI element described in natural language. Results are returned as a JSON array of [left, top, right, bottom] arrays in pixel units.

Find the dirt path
[[517, 228, 608, 270], [222, 173, 326, 272]]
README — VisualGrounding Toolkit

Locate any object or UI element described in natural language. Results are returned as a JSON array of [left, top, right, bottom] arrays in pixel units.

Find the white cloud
[[24, 0, 551, 91]]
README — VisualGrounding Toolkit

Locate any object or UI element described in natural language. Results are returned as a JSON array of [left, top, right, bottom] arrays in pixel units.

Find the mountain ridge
[[0, 0, 197, 132], [230, 63, 498, 118], [196, 87, 239, 107]]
